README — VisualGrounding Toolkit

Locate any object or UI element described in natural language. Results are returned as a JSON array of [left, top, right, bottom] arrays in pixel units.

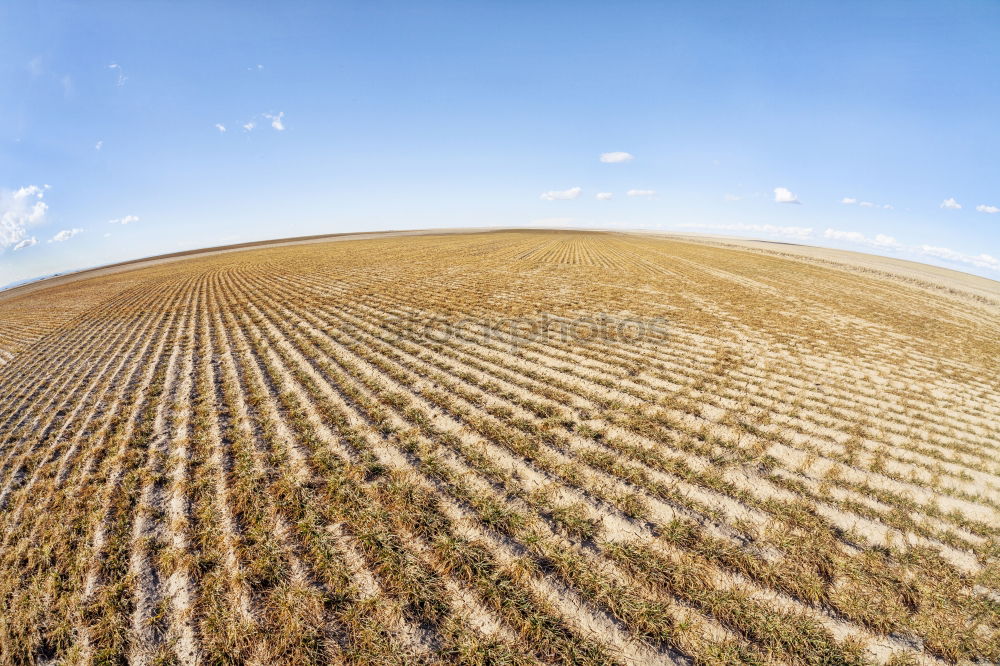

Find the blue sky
[[2, 0, 998, 287]]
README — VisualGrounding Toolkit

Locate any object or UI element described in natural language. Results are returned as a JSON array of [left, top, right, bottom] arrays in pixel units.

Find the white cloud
[[108, 63, 126, 87], [676, 222, 813, 240], [238, 112, 284, 133], [13, 185, 48, 200], [95, 140, 103, 151], [595, 192, 613, 200], [264, 112, 285, 131], [773, 187, 800, 204], [724, 193, 742, 201], [108, 215, 139, 225], [13, 236, 37, 251], [1, 184, 49, 250], [215, 124, 227, 133], [626, 189, 655, 197], [824, 228, 866, 243], [918, 245, 999, 271], [599, 151, 634, 163], [540, 186, 582, 201], [975, 204, 999, 214], [679, 217, 997, 276], [820, 228, 997, 274], [824, 228, 900, 248], [50, 228, 83, 243], [841, 196, 893, 210], [940, 197, 962, 210]]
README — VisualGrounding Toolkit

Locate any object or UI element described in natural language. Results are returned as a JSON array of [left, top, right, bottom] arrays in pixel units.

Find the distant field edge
[[3, 226, 998, 308], [0, 227, 498, 301], [646, 231, 1000, 308]]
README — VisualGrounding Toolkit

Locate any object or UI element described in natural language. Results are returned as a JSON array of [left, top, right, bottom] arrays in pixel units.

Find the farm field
[[0, 229, 998, 665]]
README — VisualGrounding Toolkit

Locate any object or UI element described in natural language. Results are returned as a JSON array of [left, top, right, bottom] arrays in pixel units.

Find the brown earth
[[1, 229, 998, 665]]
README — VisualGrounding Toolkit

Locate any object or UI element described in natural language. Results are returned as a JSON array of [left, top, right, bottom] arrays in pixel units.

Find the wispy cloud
[[108, 63, 127, 87], [676, 222, 813, 240], [626, 189, 655, 197], [13, 237, 37, 251], [95, 140, 103, 151], [940, 197, 962, 210], [599, 151, 634, 163], [264, 112, 285, 131], [1, 184, 49, 250], [773, 187, 800, 204], [108, 215, 139, 225], [540, 187, 582, 201], [842, 197, 893, 210], [918, 245, 999, 272], [823, 228, 900, 247], [215, 124, 227, 133], [595, 192, 613, 200], [49, 228, 83, 243], [823, 228, 999, 273], [673, 221, 997, 274], [231, 113, 285, 134], [975, 204, 999, 214], [724, 193, 742, 201]]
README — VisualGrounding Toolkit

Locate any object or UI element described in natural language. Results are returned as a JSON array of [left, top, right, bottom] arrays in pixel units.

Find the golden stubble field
[[0, 230, 998, 665]]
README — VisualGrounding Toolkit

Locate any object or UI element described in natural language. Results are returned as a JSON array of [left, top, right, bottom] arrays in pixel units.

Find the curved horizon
[[2, 2, 998, 286], [3, 226, 998, 300]]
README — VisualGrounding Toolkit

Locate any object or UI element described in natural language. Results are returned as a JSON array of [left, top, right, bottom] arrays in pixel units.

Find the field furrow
[[1, 230, 998, 664]]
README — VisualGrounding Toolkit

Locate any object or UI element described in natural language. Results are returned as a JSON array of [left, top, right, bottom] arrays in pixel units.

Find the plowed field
[[1, 230, 998, 665]]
